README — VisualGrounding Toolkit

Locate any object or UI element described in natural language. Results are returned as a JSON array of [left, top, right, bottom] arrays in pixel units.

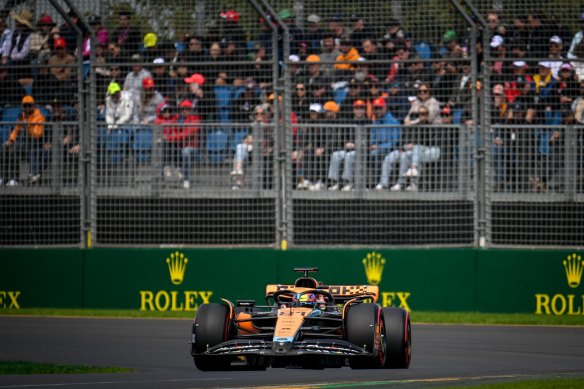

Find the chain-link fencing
[[0, 0, 583, 247]]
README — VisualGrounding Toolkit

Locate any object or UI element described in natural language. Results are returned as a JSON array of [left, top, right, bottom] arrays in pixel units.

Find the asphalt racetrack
[[0, 316, 583, 389]]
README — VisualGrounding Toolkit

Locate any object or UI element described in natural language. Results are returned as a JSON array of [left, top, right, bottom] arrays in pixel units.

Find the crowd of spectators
[[1, 7, 584, 192]]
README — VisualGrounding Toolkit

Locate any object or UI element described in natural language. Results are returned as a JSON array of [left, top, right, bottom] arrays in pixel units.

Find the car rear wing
[[265, 284, 379, 303]]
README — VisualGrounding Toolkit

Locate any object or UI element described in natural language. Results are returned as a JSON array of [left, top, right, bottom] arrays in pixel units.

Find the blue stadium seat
[[206, 130, 229, 163], [1, 106, 23, 124], [106, 128, 131, 163], [0, 107, 22, 143], [213, 85, 233, 124], [133, 127, 153, 163]]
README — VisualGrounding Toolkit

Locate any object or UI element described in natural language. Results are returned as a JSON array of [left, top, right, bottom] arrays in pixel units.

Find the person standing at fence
[[369, 97, 401, 190], [230, 103, 271, 190], [105, 82, 133, 132], [327, 99, 368, 191], [29, 14, 56, 66], [175, 100, 201, 190], [48, 38, 76, 105], [123, 54, 152, 124], [526, 61, 561, 192], [304, 54, 332, 105], [139, 77, 164, 124], [1, 96, 46, 186]]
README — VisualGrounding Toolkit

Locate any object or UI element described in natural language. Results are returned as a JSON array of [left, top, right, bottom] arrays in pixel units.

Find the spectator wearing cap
[[369, 97, 401, 188], [304, 14, 324, 51], [405, 83, 441, 125], [383, 18, 407, 55], [0, 16, 12, 63], [334, 36, 360, 79], [303, 100, 339, 190], [303, 54, 332, 105], [58, 9, 87, 55], [349, 14, 376, 48], [527, 61, 562, 192], [112, 10, 142, 58], [340, 74, 370, 119], [277, 8, 303, 55], [547, 36, 564, 79], [504, 61, 531, 104], [160, 100, 202, 190], [1, 95, 47, 186], [8, 9, 34, 80], [48, 37, 77, 104], [141, 32, 158, 63], [556, 62, 579, 122], [385, 42, 410, 84], [489, 35, 506, 85], [151, 57, 174, 101], [139, 77, 165, 125], [527, 61, 559, 124], [385, 81, 410, 123], [220, 9, 247, 55], [182, 72, 215, 121], [327, 14, 347, 43], [105, 81, 133, 132], [327, 100, 358, 191], [319, 34, 341, 78], [82, 15, 109, 62], [30, 14, 56, 65], [123, 54, 153, 122], [439, 31, 463, 79], [490, 84, 512, 192], [287, 55, 302, 84]]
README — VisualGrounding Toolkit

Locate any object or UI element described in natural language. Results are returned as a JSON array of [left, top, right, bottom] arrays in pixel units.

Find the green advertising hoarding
[[0, 248, 583, 315]]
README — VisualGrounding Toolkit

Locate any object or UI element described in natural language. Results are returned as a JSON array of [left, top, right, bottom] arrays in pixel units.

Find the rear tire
[[381, 307, 411, 369], [345, 303, 385, 369], [192, 303, 232, 371]]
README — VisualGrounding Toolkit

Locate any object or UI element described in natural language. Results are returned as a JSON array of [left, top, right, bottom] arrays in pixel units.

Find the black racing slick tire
[[345, 303, 385, 369], [381, 307, 411, 369], [192, 303, 231, 371]]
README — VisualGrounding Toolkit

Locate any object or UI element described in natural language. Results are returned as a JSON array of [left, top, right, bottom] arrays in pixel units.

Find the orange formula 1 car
[[190, 268, 411, 370]]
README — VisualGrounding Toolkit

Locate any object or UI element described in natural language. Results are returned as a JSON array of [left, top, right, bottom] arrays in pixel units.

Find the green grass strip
[[454, 377, 584, 388], [0, 360, 132, 375], [1, 309, 583, 326]]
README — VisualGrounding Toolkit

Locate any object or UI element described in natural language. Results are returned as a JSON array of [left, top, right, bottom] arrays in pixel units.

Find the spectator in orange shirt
[[2, 96, 47, 185]]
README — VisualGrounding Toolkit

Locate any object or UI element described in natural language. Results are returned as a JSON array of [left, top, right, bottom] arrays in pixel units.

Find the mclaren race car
[[190, 268, 411, 370]]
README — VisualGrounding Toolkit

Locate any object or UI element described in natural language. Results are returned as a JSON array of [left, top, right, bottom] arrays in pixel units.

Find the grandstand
[[0, 0, 583, 248]]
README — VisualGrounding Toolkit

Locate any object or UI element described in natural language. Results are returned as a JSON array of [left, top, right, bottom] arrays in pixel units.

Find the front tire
[[381, 307, 411, 369], [345, 303, 385, 369], [192, 303, 231, 371]]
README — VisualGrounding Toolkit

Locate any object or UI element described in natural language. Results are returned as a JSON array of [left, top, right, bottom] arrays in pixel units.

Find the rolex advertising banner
[[0, 248, 583, 314]]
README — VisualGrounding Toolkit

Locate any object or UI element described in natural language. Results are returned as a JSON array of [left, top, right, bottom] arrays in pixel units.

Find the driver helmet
[[293, 293, 317, 308]]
